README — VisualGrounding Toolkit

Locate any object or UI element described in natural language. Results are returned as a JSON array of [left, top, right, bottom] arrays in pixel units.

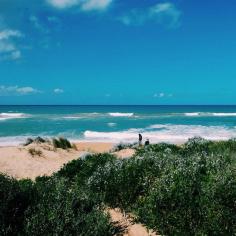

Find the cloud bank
[[54, 88, 64, 93], [0, 86, 41, 96], [153, 92, 173, 98], [46, 0, 113, 11], [0, 29, 23, 61], [119, 2, 181, 28]]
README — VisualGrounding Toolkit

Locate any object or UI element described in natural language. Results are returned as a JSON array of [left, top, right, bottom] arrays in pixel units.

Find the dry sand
[[0, 142, 135, 180], [75, 142, 113, 153], [113, 148, 136, 159], [0, 142, 85, 180], [108, 208, 158, 236]]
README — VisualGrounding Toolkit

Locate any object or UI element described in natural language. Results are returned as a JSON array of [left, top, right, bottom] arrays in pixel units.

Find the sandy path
[[108, 208, 158, 236]]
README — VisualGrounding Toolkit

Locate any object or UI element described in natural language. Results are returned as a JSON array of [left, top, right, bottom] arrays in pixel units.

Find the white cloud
[[54, 88, 64, 94], [81, 0, 112, 11], [30, 15, 49, 34], [119, 2, 181, 28], [0, 29, 22, 40], [153, 92, 173, 98], [46, 0, 79, 9], [46, 0, 113, 11], [0, 86, 41, 96], [154, 93, 164, 98], [47, 16, 60, 23], [0, 29, 23, 61], [150, 2, 181, 28], [10, 50, 21, 60]]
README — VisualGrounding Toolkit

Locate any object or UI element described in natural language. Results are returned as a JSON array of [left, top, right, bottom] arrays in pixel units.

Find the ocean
[[1, 105, 236, 146]]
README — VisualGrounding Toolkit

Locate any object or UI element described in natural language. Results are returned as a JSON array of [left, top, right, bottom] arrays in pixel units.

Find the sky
[[0, 0, 236, 105]]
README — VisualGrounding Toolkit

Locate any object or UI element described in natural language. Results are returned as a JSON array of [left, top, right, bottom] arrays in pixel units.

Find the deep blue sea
[[1, 105, 236, 146]]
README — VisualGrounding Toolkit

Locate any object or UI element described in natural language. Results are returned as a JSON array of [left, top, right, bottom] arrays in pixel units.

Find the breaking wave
[[0, 113, 29, 121], [108, 113, 134, 117], [84, 124, 236, 143], [184, 112, 236, 117]]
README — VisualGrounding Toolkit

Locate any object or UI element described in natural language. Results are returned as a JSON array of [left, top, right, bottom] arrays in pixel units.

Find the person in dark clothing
[[145, 139, 150, 146], [138, 133, 142, 146]]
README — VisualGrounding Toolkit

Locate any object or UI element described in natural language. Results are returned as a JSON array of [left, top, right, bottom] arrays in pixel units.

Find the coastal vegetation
[[52, 137, 73, 150], [0, 137, 236, 235], [24, 136, 75, 151], [28, 148, 43, 157]]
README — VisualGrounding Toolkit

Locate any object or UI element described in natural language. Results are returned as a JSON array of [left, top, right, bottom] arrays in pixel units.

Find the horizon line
[[1, 104, 236, 106]]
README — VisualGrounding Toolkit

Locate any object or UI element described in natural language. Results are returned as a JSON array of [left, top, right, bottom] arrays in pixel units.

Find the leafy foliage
[[0, 175, 35, 235], [0, 138, 236, 235], [24, 177, 115, 236]]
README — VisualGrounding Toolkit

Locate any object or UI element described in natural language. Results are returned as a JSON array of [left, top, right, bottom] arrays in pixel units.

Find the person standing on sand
[[145, 139, 150, 146], [138, 133, 142, 146]]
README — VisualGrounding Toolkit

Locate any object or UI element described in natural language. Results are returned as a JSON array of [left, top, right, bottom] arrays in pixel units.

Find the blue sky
[[0, 0, 236, 105]]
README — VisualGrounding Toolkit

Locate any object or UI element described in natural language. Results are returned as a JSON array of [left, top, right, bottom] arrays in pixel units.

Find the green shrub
[[28, 148, 42, 157], [135, 153, 236, 235], [0, 174, 34, 236], [87, 153, 170, 211], [112, 142, 137, 152], [52, 137, 72, 149], [25, 177, 117, 236], [135, 142, 181, 156], [24, 137, 47, 146], [56, 158, 83, 180], [1, 139, 236, 235]]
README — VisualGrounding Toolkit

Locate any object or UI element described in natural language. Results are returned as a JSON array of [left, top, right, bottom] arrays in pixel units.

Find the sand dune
[[0, 142, 84, 179], [0, 142, 135, 179]]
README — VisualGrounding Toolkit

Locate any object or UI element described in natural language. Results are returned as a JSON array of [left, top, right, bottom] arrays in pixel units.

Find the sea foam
[[108, 112, 134, 117], [0, 113, 29, 121], [184, 112, 236, 117], [84, 124, 236, 143]]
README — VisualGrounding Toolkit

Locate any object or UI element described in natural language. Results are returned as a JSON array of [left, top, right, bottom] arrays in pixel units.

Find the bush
[[135, 142, 181, 156], [24, 137, 47, 146], [1, 139, 236, 235], [56, 153, 116, 182], [112, 142, 138, 152], [52, 137, 72, 149], [28, 148, 42, 157], [56, 158, 83, 180], [0, 174, 34, 235], [87, 153, 171, 211], [135, 153, 236, 235], [25, 177, 117, 236]]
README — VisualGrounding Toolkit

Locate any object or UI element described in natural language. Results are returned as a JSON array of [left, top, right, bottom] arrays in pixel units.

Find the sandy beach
[[0, 141, 135, 180]]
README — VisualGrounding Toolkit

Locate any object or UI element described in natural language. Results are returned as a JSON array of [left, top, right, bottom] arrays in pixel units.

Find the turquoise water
[[1, 105, 236, 145]]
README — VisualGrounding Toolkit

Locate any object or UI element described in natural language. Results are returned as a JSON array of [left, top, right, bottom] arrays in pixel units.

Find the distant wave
[[184, 112, 236, 117], [212, 113, 236, 117], [108, 112, 134, 117], [184, 112, 201, 117], [0, 136, 32, 146], [63, 116, 83, 120], [107, 122, 117, 127], [84, 124, 236, 143], [62, 113, 101, 120], [0, 113, 29, 121]]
